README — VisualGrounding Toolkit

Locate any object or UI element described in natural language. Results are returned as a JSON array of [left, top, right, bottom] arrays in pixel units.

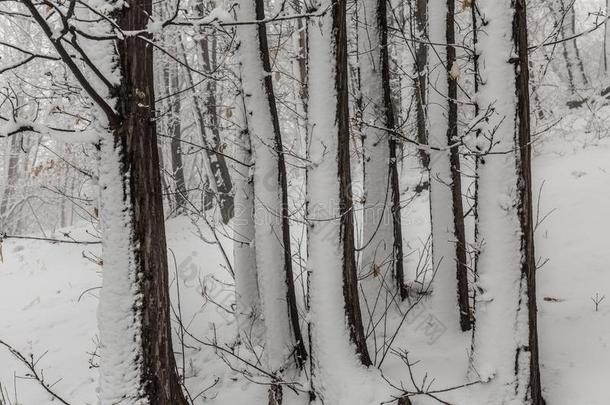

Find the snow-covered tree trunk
[[472, 0, 543, 402], [169, 72, 187, 213], [291, 1, 309, 163], [470, 0, 482, 306], [235, 0, 308, 389], [161, 57, 188, 215], [548, 0, 577, 93], [427, 0, 470, 331], [97, 121, 145, 405], [0, 136, 20, 233], [19, 0, 186, 401], [156, 5, 187, 215], [413, 0, 429, 170], [290, 0, 308, 118], [307, 0, 376, 399], [359, 0, 407, 320], [197, 30, 234, 222], [514, 1, 544, 402], [96, 1, 188, 403], [563, 1, 589, 87], [178, 36, 232, 216], [232, 89, 262, 344], [176, 31, 232, 222]]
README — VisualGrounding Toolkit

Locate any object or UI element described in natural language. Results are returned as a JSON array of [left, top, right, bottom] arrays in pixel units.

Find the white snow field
[[1, 133, 610, 404]]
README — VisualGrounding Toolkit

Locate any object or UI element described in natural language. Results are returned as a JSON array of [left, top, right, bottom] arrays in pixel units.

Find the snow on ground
[[2, 134, 610, 404], [0, 232, 100, 404], [0, 218, 267, 405], [534, 139, 610, 405]]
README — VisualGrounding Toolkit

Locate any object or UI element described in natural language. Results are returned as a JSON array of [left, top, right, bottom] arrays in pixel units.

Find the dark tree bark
[[559, 27, 576, 93], [158, 145, 175, 214], [378, 0, 407, 299], [335, 0, 371, 366], [162, 59, 188, 214], [112, 2, 188, 403], [446, 0, 471, 332], [414, 0, 429, 170], [514, 0, 544, 402], [470, 0, 481, 340]]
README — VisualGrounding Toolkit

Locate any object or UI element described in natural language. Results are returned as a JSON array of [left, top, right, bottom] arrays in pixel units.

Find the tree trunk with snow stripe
[[426, 0, 471, 332], [197, 31, 234, 223], [358, 0, 407, 332], [165, 62, 188, 215], [413, 0, 429, 171], [472, 0, 543, 402], [514, 0, 544, 401], [97, 1, 188, 403], [235, 0, 308, 386], [306, 0, 374, 399]]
